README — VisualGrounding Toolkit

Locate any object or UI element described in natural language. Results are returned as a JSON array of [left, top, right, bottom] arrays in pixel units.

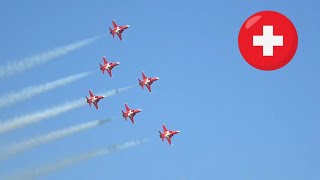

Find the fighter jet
[[86, 90, 105, 110], [109, 20, 130, 41], [138, 72, 159, 92], [121, 103, 142, 124], [159, 124, 180, 145], [99, 56, 120, 77]]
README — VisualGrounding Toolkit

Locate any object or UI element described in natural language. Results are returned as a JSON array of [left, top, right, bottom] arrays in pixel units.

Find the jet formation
[[85, 20, 179, 145]]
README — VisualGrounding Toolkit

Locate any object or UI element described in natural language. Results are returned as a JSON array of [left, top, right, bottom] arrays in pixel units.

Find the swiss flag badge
[[238, 11, 298, 71]]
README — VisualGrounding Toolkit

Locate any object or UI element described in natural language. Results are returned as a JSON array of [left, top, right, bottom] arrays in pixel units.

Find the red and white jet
[[138, 72, 159, 92], [86, 90, 105, 110], [159, 124, 180, 145], [109, 21, 130, 41], [99, 56, 120, 77], [121, 103, 142, 124]]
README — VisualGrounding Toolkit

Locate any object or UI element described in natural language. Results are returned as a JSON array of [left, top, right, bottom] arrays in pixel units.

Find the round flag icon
[[238, 11, 298, 71]]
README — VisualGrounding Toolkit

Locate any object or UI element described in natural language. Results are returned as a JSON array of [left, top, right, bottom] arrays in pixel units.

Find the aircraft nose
[[156, 77, 160, 80], [127, 25, 130, 28], [116, 62, 120, 65], [138, 109, 142, 112], [177, 131, 181, 133], [102, 96, 106, 98]]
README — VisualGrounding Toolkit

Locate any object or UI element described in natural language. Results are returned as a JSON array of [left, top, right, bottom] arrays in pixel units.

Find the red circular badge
[[238, 11, 298, 71]]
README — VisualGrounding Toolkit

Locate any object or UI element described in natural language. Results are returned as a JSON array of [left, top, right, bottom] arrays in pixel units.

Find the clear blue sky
[[1, 0, 319, 179]]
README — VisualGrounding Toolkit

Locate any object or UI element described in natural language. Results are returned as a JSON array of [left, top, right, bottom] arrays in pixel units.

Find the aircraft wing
[[125, 104, 130, 111], [107, 69, 112, 77], [93, 102, 99, 110], [142, 72, 147, 79], [129, 116, 135, 124], [103, 56, 108, 64], [166, 137, 172, 145], [162, 124, 168, 132], [146, 84, 152, 92], [89, 90, 94, 97], [117, 33, 122, 41], [112, 21, 118, 28]]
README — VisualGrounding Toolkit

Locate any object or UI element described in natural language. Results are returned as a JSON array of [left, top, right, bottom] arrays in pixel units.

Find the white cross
[[253, 26, 283, 56], [145, 79, 150, 85], [106, 63, 111, 70]]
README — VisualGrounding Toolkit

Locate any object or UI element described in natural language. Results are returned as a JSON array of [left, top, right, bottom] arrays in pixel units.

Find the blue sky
[[0, 0, 319, 179]]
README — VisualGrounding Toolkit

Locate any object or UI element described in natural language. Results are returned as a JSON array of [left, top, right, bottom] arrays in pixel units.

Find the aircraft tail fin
[[109, 27, 114, 38], [159, 131, 164, 142], [121, 110, 127, 120], [99, 63, 105, 74], [138, 79, 144, 89], [86, 97, 91, 107]]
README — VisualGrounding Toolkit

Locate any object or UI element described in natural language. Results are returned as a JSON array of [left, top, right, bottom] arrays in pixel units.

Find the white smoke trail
[[0, 118, 113, 160], [0, 71, 92, 109], [5, 139, 147, 180], [0, 36, 100, 79], [0, 99, 84, 134], [0, 85, 135, 134]]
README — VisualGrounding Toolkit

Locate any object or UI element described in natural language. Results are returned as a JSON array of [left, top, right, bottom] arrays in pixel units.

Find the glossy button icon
[[238, 11, 298, 71]]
